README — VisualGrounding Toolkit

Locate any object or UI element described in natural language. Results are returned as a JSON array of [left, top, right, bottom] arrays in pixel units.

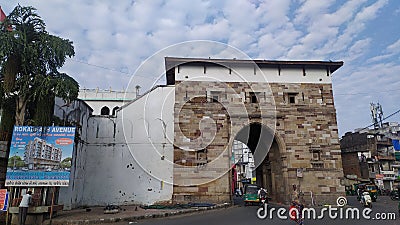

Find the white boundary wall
[[61, 86, 175, 207]]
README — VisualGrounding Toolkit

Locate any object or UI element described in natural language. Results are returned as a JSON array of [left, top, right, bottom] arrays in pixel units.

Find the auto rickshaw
[[243, 184, 260, 206], [365, 184, 378, 202], [356, 183, 378, 202]]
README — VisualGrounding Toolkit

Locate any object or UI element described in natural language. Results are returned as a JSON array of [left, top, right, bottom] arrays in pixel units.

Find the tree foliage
[[61, 157, 72, 168], [7, 155, 24, 167], [0, 5, 79, 127]]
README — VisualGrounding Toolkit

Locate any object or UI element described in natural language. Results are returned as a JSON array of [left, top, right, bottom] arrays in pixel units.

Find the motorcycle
[[258, 189, 268, 207], [361, 191, 372, 208], [390, 190, 399, 201], [259, 194, 267, 207]]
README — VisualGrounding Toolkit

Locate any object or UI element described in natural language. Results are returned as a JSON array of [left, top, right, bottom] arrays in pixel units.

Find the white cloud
[[256, 0, 292, 31], [2, 0, 399, 135], [367, 38, 400, 63], [188, 19, 230, 41], [294, 0, 336, 25], [368, 54, 392, 63], [345, 38, 371, 62], [387, 39, 400, 54], [334, 0, 388, 52]]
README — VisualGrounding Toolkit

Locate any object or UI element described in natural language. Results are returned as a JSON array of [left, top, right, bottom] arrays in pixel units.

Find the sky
[[1, 0, 400, 137]]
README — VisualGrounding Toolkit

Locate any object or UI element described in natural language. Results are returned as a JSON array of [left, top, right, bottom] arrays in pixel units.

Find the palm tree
[[0, 5, 79, 126]]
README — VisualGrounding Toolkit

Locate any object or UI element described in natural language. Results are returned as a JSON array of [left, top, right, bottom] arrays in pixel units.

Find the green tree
[[7, 155, 23, 167], [61, 157, 72, 168], [0, 5, 79, 126]]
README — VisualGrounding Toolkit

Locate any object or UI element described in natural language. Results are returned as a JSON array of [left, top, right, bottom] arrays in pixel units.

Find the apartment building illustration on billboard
[[24, 137, 62, 171]]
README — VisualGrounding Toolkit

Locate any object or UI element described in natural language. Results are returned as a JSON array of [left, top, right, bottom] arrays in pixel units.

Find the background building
[[232, 140, 255, 191], [341, 122, 400, 192], [78, 88, 136, 116]]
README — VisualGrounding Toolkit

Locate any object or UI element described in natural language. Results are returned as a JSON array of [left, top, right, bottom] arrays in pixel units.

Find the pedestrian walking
[[19, 190, 32, 225], [289, 185, 304, 225]]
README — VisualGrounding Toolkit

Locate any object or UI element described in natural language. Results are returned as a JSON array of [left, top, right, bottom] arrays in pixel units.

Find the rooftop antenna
[[370, 103, 379, 129], [377, 103, 383, 128], [370, 102, 384, 129]]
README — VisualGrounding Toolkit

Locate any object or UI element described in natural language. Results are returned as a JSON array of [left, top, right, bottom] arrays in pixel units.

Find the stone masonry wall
[[271, 83, 345, 204], [173, 81, 345, 205]]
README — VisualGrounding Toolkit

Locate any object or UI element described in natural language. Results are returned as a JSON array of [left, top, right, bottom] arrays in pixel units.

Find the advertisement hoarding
[[6, 126, 75, 186], [0, 189, 7, 211]]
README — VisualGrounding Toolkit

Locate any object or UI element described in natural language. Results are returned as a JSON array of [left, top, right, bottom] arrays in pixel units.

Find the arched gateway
[[234, 123, 287, 203], [168, 57, 345, 205]]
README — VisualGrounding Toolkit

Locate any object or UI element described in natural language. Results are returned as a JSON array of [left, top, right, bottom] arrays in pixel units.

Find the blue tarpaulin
[[393, 140, 400, 151]]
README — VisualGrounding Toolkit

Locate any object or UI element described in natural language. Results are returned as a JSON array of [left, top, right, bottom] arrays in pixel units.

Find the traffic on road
[[93, 196, 399, 225]]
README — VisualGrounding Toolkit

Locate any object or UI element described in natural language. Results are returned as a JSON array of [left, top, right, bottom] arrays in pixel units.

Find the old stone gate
[[166, 57, 345, 205]]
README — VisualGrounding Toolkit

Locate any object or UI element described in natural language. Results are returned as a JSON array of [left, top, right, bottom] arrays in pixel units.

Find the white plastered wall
[[176, 65, 332, 84], [63, 86, 175, 207]]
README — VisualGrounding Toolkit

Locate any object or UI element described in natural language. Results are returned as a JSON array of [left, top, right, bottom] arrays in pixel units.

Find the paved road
[[97, 196, 399, 225]]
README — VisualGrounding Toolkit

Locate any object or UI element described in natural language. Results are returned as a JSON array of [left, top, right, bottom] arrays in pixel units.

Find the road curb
[[45, 203, 232, 225]]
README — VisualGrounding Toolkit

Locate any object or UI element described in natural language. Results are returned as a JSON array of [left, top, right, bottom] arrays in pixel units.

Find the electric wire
[[334, 88, 400, 96], [358, 108, 400, 132], [67, 58, 160, 81]]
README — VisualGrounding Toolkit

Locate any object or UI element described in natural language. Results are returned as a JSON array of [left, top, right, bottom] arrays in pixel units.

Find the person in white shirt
[[19, 191, 32, 225], [258, 188, 268, 200]]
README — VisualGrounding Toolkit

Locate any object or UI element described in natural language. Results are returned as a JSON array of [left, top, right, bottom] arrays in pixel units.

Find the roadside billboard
[[0, 189, 8, 211], [5, 126, 75, 186]]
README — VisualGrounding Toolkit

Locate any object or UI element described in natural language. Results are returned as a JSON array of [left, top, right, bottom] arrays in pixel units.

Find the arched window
[[112, 106, 119, 116], [100, 106, 110, 115]]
